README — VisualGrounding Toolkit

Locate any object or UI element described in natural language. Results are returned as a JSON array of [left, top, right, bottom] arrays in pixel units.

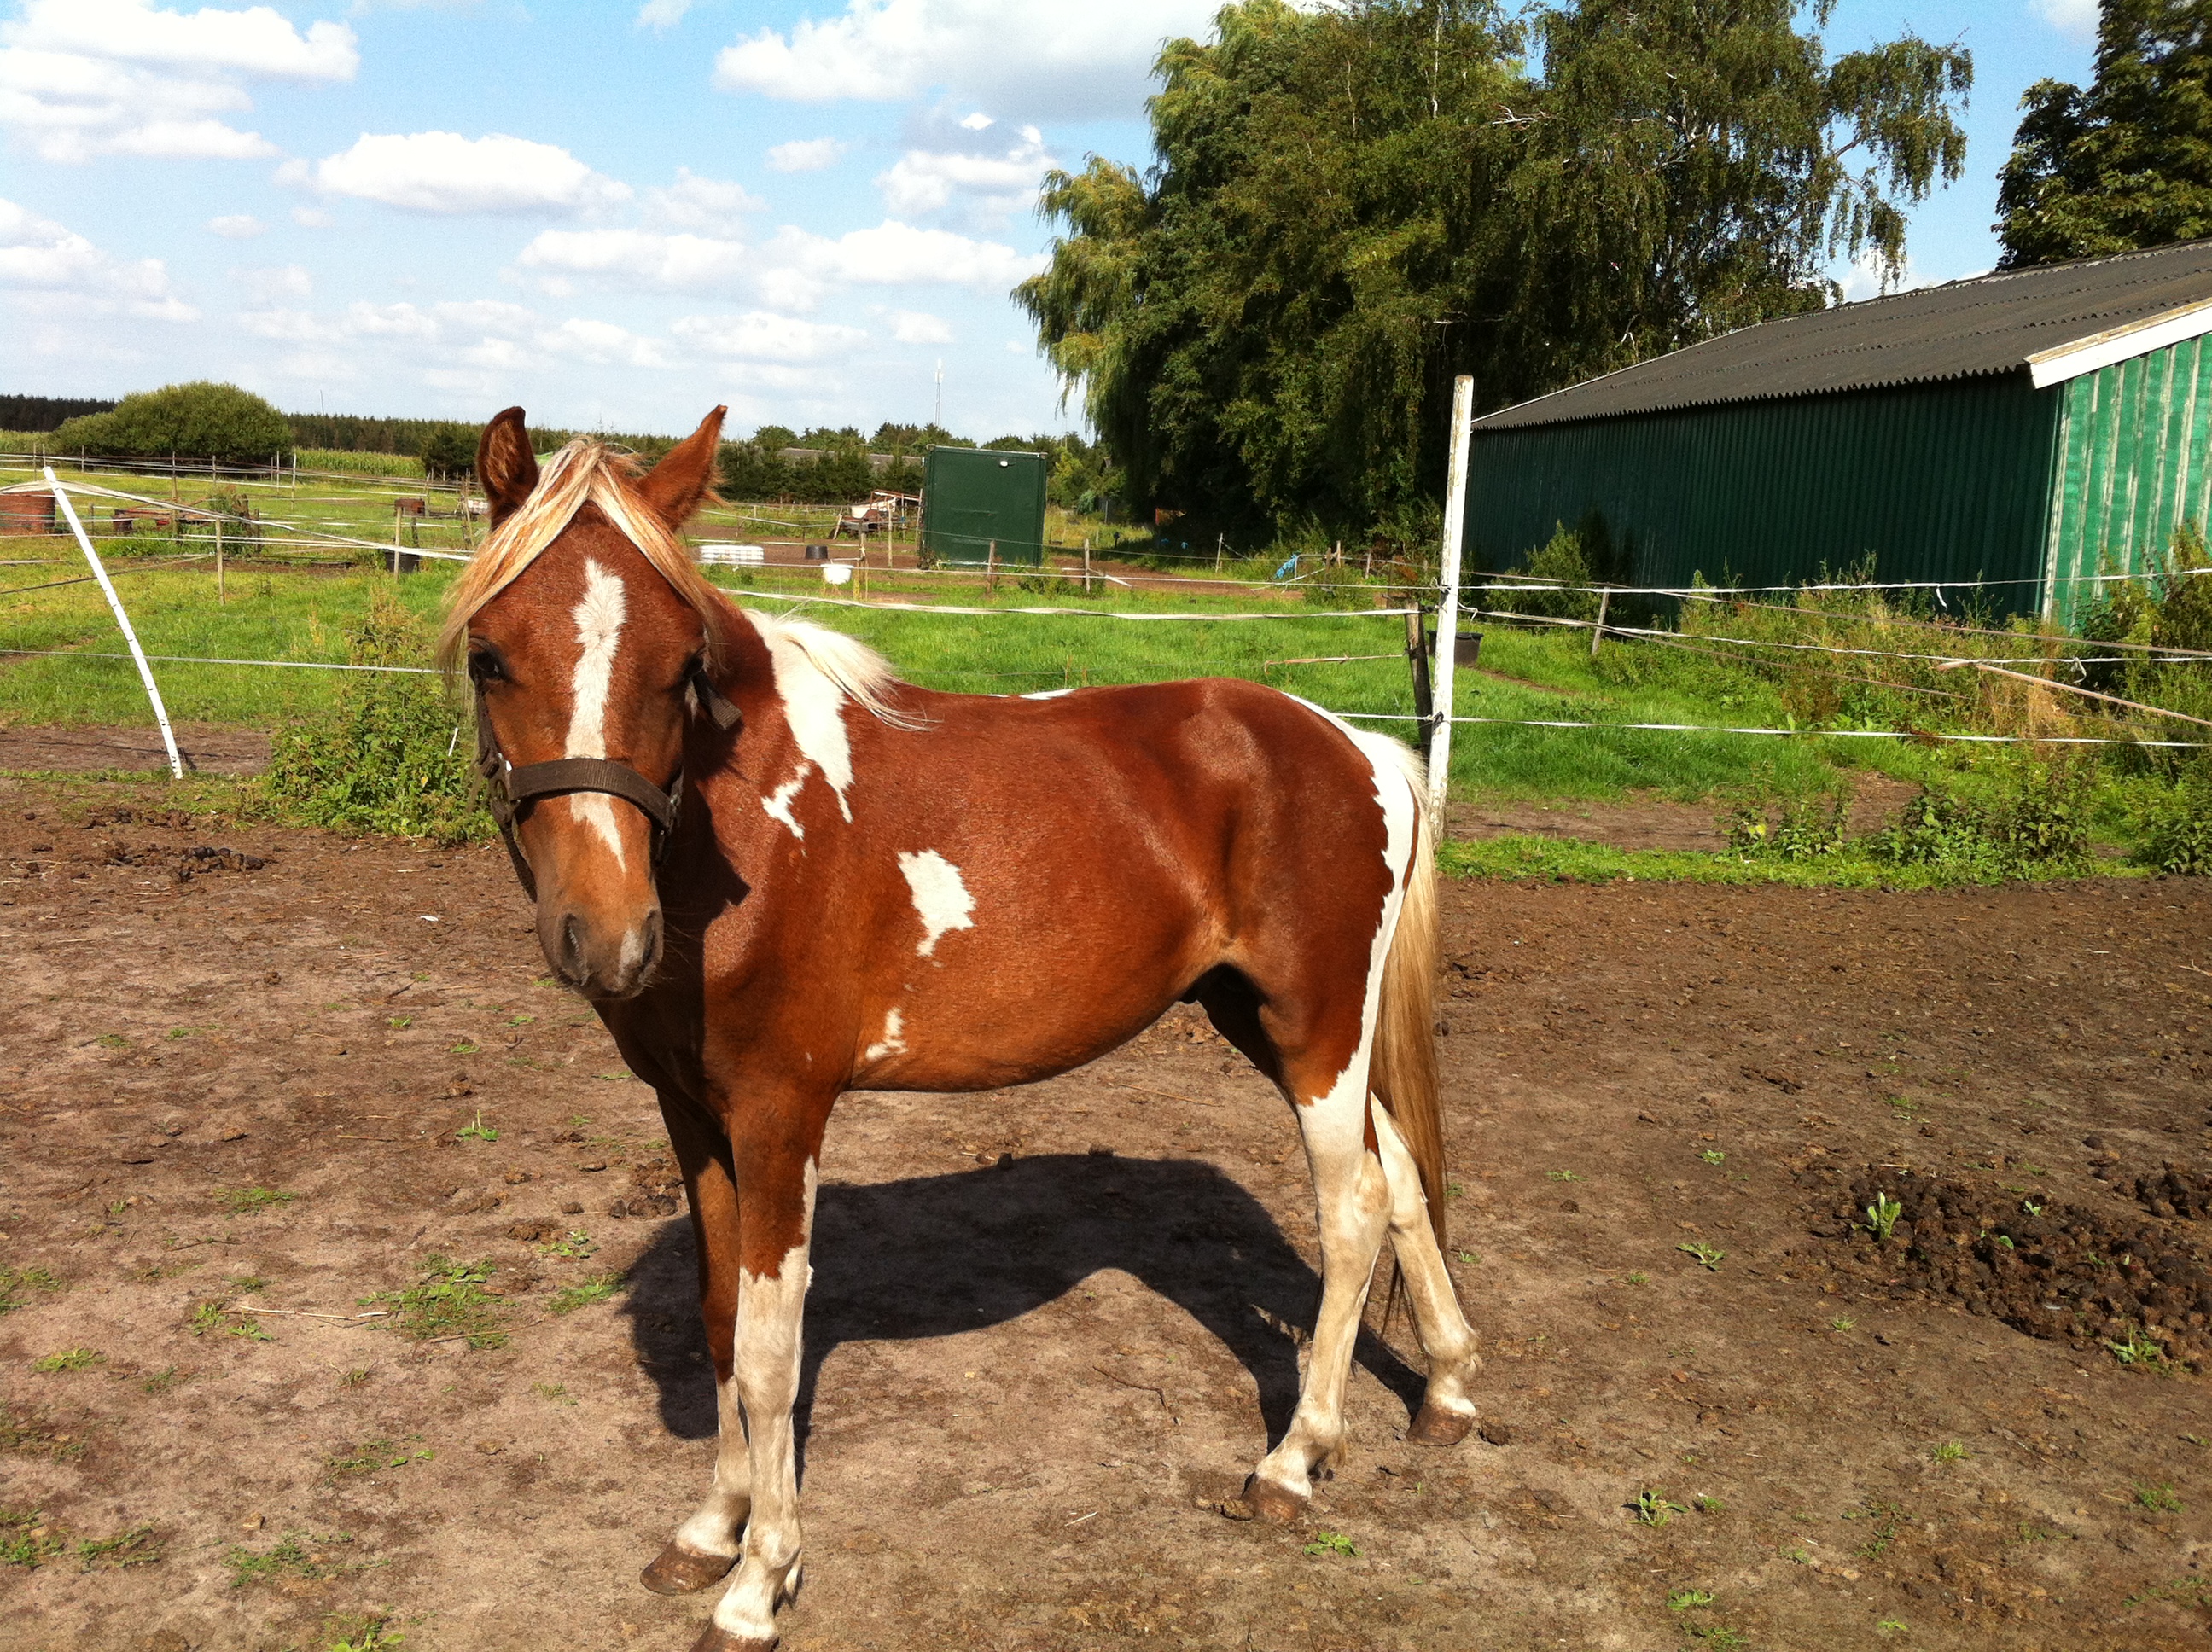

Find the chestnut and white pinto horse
[[447, 407, 1483, 1651]]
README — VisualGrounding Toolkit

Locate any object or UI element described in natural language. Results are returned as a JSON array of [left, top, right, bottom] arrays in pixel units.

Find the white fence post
[[45, 468, 184, 779], [1425, 375, 1476, 817]]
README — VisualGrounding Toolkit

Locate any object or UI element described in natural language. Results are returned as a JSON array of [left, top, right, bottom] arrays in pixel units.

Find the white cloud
[[672, 310, 866, 362], [233, 261, 309, 302], [292, 132, 633, 217], [876, 120, 1051, 223], [238, 295, 666, 372], [888, 307, 952, 344], [766, 136, 846, 173], [540, 317, 668, 368], [0, 0, 356, 162], [714, 0, 1214, 120], [635, 0, 694, 30], [515, 228, 751, 293], [643, 167, 762, 235], [292, 206, 334, 228], [0, 195, 192, 318], [761, 218, 1045, 307], [207, 212, 264, 238], [2034, 0, 2099, 39], [1837, 248, 1936, 305]]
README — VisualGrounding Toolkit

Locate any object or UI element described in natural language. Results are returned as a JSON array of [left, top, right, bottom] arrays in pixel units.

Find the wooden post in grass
[[1425, 375, 1476, 816], [1590, 585, 1610, 659], [215, 513, 224, 606], [45, 469, 183, 780], [1404, 607, 1434, 727], [1083, 537, 1093, 596]]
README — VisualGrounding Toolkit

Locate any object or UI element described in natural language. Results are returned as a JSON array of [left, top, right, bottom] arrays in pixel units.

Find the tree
[[1997, 0, 2212, 266], [51, 381, 294, 465], [1016, 0, 1970, 539], [418, 424, 480, 480]]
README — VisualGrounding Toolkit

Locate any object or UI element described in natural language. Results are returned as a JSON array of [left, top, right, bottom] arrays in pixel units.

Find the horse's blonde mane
[[436, 439, 731, 669], [746, 608, 926, 730]]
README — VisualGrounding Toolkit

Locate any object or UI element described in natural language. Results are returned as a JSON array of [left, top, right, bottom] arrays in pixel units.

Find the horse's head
[[445, 405, 732, 999]]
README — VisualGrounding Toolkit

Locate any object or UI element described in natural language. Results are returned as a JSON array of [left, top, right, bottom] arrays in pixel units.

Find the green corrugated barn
[[1466, 239, 2212, 625], [921, 445, 1048, 567]]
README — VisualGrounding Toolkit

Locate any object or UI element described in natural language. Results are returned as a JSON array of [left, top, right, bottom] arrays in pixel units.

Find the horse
[[447, 406, 1483, 1651]]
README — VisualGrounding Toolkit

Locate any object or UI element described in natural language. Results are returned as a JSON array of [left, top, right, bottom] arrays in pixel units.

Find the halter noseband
[[474, 666, 739, 900]]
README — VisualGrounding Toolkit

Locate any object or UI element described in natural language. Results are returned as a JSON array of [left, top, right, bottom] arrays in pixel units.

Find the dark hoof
[[641, 1542, 738, 1595], [1240, 1473, 1308, 1524], [1407, 1401, 1476, 1446], [689, 1627, 774, 1652]]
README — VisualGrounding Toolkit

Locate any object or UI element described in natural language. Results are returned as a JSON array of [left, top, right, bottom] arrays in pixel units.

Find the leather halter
[[474, 666, 738, 900]]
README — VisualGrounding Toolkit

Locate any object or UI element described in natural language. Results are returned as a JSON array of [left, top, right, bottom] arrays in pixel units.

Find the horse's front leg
[[694, 1103, 827, 1652], [643, 1096, 750, 1595]]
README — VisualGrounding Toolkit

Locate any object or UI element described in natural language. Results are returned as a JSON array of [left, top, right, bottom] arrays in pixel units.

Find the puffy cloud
[[888, 307, 952, 344], [766, 136, 846, 173], [672, 310, 866, 362], [289, 132, 632, 217], [237, 295, 664, 371], [0, 196, 192, 318], [760, 218, 1045, 308], [291, 206, 334, 228], [232, 261, 309, 302], [207, 212, 265, 238], [876, 115, 1051, 223], [0, 0, 356, 163], [643, 167, 762, 235], [515, 228, 752, 294], [635, 0, 694, 30], [2034, 0, 2098, 38], [714, 0, 1214, 120]]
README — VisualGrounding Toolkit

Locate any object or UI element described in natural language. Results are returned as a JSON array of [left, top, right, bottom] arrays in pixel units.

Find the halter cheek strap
[[474, 666, 739, 900]]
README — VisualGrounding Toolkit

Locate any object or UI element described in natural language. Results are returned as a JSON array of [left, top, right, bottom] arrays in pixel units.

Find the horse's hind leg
[[1241, 1036, 1394, 1521], [1372, 1101, 1481, 1444], [641, 1096, 749, 1596]]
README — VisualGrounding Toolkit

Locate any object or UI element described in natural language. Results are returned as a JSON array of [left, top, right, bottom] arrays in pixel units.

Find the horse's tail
[[1370, 753, 1447, 1254]]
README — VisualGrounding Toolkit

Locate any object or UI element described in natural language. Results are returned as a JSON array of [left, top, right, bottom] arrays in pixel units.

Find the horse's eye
[[468, 650, 504, 683]]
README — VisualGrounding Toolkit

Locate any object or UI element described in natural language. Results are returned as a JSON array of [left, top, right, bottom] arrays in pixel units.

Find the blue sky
[[0, 1, 2099, 443]]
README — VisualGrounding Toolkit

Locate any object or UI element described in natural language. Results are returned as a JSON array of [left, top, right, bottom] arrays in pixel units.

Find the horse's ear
[[636, 405, 726, 527], [478, 407, 538, 527]]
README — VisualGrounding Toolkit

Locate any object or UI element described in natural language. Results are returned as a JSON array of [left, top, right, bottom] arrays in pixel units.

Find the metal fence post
[[1426, 375, 1476, 817]]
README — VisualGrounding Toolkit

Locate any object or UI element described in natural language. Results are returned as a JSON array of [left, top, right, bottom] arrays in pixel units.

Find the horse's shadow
[[614, 1152, 1423, 1452]]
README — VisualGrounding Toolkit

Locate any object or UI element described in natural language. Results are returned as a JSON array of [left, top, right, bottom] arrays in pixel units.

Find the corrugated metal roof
[[1474, 237, 2212, 432]]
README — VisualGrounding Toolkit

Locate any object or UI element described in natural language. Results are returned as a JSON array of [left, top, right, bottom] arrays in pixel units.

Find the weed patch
[[549, 1271, 626, 1316], [325, 1439, 434, 1481], [0, 1265, 62, 1313], [224, 1531, 357, 1588], [360, 1256, 507, 1347], [31, 1347, 102, 1373], [218, 1185, 294, 1216]]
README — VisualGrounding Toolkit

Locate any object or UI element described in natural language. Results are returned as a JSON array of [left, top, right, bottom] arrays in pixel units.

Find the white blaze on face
[[898, 850, 975, 957], [563, 558, 629, 864]]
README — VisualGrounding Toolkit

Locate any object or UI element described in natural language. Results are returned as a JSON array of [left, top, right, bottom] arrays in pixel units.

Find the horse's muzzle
[[544, 901, 663, 999]]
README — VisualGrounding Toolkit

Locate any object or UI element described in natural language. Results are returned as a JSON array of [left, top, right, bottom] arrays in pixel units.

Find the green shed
[[1465, 239, 2212, 625], [921, 445, 1048, 567]]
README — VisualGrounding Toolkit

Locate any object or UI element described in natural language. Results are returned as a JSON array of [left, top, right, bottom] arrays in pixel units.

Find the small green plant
[[1693, 1494, 1725, 1515], [326, 1613, 405, 1652], [224, 1531, 355, 1588], [2022, 1199, 2045, 1215], [0, 1510, 67, 1568], [2134, 1482, 2183, 1513], [31, 1348, 101, 1373], [1623, 1271, 1649, 1286], [218, 1186, 294, 1216], [1828, 1315, 1856, 1332], [538, 1229, 597, 1259], [96, 1033, 129, 1049], [1877, 1622, 1907, 1637], [140, 1367, 180, 1394], [1779, 1544, 1812, 1564], [188, 1300, 271, 1341], [1930, 1440, 1968, 1463], [531, 1382, 575, 1405], [360, 1257, 506, 1348], [455, 1110, 498, 1143], [1668, 1588, 1715, 1610], [1846, 1498, 1906, 1558], [1677, 1242, 1725, 1271], [1698, 1149, 1726, 1166], [1302, 1530, 1357, 1556], [549, 1271, 626, 1316], [0, 1266, 61, 1315], [448, 1040, 480, 1055], [325, 1439, 433, 1480], [1632, 1489, 1687, 1527], [76, 1524, 160, 1570], [340, 1369, 372, 1388], [1546, 1169, 1582, 1182], [505, 1014, 536, 1027], [1454, 1249, 1480, 1265], [1863, 1191, 1903, 1242], [2107, 1324, 2174, 1372], [387, 1015, 412, 1030], [1686, 1628, 1747, 1650]]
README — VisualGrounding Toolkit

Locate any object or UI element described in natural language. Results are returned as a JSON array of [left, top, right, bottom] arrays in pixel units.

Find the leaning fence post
[[1425, 375, 1476, 817], [45, 468, 183, 780], [1590, 585, 1611, 659]]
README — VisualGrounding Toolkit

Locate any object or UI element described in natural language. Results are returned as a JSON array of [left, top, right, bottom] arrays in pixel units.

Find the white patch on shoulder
[[563, 557, 629, 864], [862, 1007, 905, 1063], [897, 850, 975, 957], [1020, 688, 1075, 700], [761, 760, 812, 841], [753, 614, 856, 821]]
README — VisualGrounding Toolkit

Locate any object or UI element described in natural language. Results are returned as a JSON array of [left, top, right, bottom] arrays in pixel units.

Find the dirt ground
[[2, 775, 2209, 1652]]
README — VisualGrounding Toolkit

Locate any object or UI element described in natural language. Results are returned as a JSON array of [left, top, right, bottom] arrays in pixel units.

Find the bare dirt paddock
[[2, 776, 2209, 1652]]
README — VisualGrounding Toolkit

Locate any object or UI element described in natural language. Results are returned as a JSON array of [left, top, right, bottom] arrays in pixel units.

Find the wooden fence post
[[1426, 375, 1476, 817], [1590, 586, 1610, 659]]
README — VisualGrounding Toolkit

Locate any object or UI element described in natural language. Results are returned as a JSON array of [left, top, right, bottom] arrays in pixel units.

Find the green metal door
[[922, 446, 1047, 567]]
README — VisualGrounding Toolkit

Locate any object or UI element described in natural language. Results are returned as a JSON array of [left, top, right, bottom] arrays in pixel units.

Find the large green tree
[[52, 381, 293, 466], [1016, 0, 1970, 538], [1997, 0, 2212, 267]]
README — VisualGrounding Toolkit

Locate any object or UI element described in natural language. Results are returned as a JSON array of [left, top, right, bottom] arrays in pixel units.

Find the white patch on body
[[861, 1007, 905, 1063], [898, 850, 975, 957], [562, 557, 629, 864], [1020, 688, 1075, 700], [754, 617, 857, 821], [761, 760, 812, 841]]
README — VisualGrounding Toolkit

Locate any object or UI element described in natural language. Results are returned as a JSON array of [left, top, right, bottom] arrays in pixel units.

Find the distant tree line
[[0, 393, 118, 432]]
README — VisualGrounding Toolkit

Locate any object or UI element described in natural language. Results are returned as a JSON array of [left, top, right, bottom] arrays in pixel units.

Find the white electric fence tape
[[44, 471, 184, 778]]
